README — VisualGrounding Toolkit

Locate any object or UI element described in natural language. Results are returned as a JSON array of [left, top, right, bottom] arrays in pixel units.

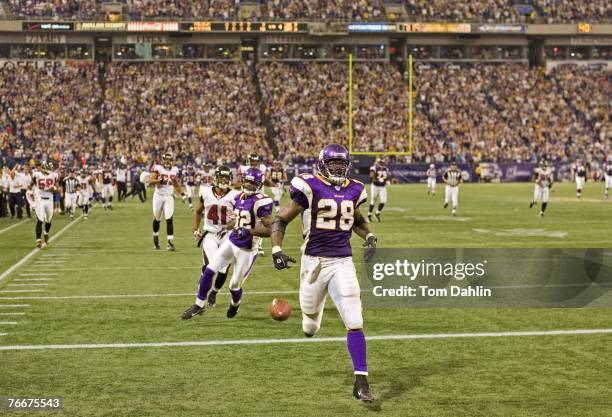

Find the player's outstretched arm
[[192, 199, 204, 239], [271, 200, 302, 269], [248, 215, 273, 238], [352, 208, 377, 261]]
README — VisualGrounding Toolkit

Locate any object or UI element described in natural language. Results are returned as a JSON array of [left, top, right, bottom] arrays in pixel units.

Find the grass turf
[[0, 183, 611, 416]]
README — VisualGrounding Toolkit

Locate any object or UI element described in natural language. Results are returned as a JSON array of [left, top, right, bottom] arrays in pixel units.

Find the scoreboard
[[180, 22, 308, 33]]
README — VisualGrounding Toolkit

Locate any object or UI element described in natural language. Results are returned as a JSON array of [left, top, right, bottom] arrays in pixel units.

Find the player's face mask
[[322, 159, 349, 185], [215, 174, 231, 190], [241, 178, 260, 196]]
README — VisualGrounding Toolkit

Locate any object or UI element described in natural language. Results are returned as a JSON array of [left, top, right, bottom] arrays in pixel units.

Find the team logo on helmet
[[317, 144, 351, 185]]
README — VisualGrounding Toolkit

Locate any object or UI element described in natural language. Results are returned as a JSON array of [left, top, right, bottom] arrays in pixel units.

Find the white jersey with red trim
[[199, 186, 241, 234], [32, 171, 59, 199], [198, 169, 215, 187], [534, 167, 553, 188], [152, 164, 179, 197]]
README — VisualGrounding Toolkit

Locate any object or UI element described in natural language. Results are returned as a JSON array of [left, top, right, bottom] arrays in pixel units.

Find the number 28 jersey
[[199, 186, 241, 234], [290, 174, 367, 258]]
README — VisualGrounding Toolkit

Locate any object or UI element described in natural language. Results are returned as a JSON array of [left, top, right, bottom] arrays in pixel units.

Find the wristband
[[366, 233, 375, 240], [272, 245, 282, 254]]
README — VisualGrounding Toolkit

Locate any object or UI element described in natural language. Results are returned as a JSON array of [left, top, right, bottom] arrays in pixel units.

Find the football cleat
[[452, 210, 457, 217], [167, 240, 175, 252], [227, 304, 240, 318], [539, 211, 544, 217], [206, 291, 218, 308], [153, 236, 160, 250], [375, 213, 381, 222], [353, 376, 374, 402], [367, 214, 372, 222], [443, 203, 448, 209], [35, 239, 42, 249], [43, 233, 49, 245], [181, 304, 205, 320], [529, 202, 535, 208]]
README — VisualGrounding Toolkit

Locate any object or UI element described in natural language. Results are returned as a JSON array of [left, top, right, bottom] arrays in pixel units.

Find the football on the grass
[[269, 298, 292, 321]]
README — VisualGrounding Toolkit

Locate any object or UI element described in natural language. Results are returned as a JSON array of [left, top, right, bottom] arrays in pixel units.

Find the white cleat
[[539, 211, 544, 217]]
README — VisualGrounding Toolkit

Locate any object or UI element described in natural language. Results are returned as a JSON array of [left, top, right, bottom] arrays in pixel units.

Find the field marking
[[7, 284, 49, 287], [0, 313, 26, 316], [0, 220, 27, 235], [14, 279, 55, 282], [0, 290, 46, 293], [0, 304, 30, 307], [0, 321, 18, 325], [0, 328, 610, 351], [0, 290, 299, 300], [0, 333, 7, 336], [0, 215, 82, 285], [19, 273, 58, 276]]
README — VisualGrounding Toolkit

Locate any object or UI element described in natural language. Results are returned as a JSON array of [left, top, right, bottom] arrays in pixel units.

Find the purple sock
[[347, 330, 368, 374], [196, 267, 215, 302], [230, 288, 243, 306]]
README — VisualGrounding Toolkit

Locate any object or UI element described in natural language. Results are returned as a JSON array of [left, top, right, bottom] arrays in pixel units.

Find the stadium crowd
[[4, 0, 611, 22], [102, 62, 269, 166], [0, 61, 609, 170], [0, 65, 103, 168]]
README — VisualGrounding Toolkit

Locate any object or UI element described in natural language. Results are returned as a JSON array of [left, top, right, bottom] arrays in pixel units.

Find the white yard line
[[0, 216, 82, 285], [0, 333, 7, 336], [0, 313, 26, 316], [0, 304, 30, 307], [14, 279, 55, 282], [19, 273, 58, 277], [0, 220, 27, 235], [7, 284, 49, 287], [0, 321, 18, 325], [0, 290, 46, 293], [0, 328, 610, 352], [0, 290, 299, 300]]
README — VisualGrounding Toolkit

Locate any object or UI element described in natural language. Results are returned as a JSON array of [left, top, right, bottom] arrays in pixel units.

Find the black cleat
[[353, 376, 374, 402], [227, 304, 240, 318], [304, 332, 314, 338], [206, 291, 218, 308], [375, 213, 381, 222], [153, 235, 160, 250], [443, 203, 448, 209], [167, 240, 175, 252], [529, 202, 535, 208], [367, 214, 372, 223], [181, 304, 205, 320]]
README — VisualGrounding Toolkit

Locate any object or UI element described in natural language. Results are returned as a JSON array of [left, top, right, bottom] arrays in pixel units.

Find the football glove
[[193, 230, 203, 241], [272, 250, 296, 270], [363, 234, 378, 262]]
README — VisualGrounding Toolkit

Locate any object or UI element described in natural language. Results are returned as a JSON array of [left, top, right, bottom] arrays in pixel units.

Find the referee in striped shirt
[[443, 161, 462, 217], [62, 172, 80, 219]]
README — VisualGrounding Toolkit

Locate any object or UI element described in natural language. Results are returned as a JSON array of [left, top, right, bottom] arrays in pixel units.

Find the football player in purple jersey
[[270, 144, 377, 402], [181, 167, 273, 320]]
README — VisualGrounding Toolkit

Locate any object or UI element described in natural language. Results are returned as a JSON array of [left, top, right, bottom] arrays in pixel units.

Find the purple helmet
[[241, 167, 264, 195], [317, 144, 351, 185]]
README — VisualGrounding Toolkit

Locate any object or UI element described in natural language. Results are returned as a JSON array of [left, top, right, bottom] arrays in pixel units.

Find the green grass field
[[1, 183, 611, 417]]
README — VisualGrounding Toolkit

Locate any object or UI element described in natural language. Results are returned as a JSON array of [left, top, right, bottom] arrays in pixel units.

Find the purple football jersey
[[290, 174, 367, 257], [229, 192, 273, 250]]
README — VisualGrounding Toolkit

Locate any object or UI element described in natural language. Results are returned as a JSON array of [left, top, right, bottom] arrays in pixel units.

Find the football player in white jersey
[[184, 165, 241, 314], [29, 162, 59, 248], [604, 155, 612, 200], [572, 159, 587, 199], [530, 161, 554, 217], [98, 164, 115, 210], [77, 169, 94, 219], [149, 152, 186, 251], [426, 164, 437, 195], [266, 160, 287, 213], [368, 158, 389, 222], [197, 162, 215, 200]]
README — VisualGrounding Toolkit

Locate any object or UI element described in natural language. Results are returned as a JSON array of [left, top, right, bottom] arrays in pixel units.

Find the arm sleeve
[[289, 176, 311, 209]]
